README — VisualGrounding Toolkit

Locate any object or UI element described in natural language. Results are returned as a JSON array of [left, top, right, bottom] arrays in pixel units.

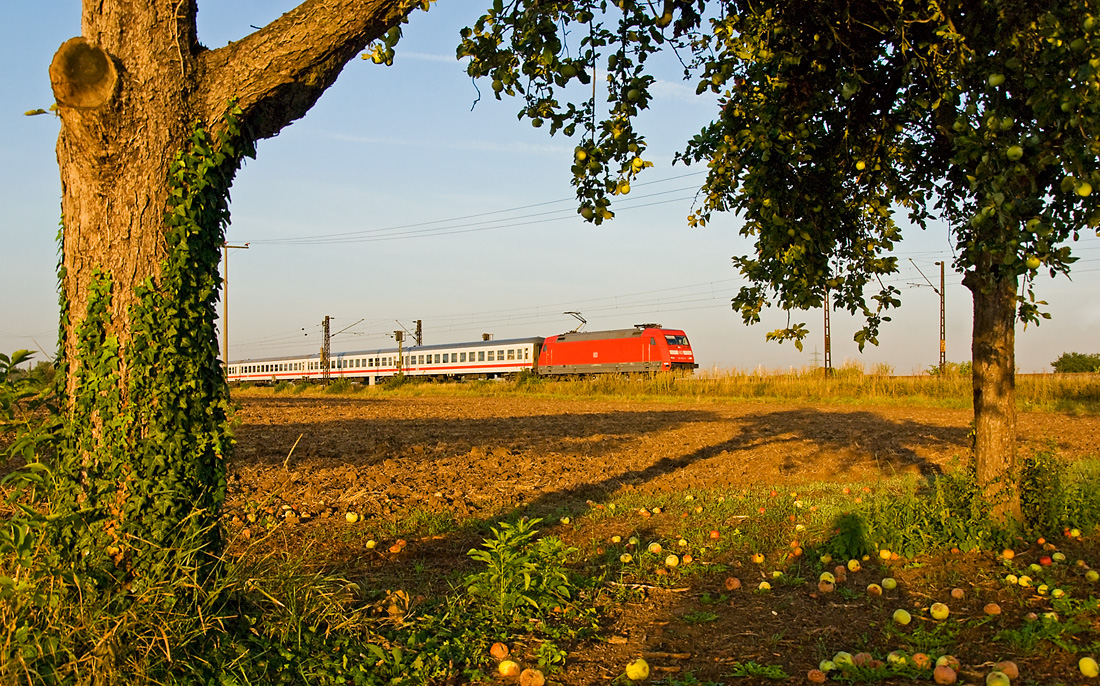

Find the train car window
[[524, 348, 529, 360], [443, 353, 449, 363], [497, 350, 504, 360], [651, 337, 656, 345], [487, 351, 494, 362], [478, 351, 485, 362], [434, 354, 441, 363], [459, 352, 466, 362], [507, 349, 515, 360], [664, 334, 690, 346]]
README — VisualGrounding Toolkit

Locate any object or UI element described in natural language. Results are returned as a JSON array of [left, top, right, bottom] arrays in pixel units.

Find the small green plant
[[995, 615, 1089, 654], [653, 672, 723, 686], [889, 619, 962, 655], [464, 518, 577, 625], [723, 661, 789, 679], [680, 610, 719, 624], [536, 639, 567, 673], [1, 350, 62, 468]]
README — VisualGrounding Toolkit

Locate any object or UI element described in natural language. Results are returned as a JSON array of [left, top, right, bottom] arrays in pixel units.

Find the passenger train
[[227, 324, 696, 385]]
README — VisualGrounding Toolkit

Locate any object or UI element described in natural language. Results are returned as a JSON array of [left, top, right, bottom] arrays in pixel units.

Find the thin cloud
[[399, 51, 467, 63], [650, 78, 716, 104]]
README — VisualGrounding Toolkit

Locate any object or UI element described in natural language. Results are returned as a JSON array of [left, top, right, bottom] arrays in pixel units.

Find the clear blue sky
[[3, 1, 1099, 374]]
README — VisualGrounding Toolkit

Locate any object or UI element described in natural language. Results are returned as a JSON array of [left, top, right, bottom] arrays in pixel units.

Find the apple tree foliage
[[447, 0, 1100, 520]]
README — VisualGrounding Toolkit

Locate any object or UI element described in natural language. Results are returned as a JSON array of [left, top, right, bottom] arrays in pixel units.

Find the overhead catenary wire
[[247, 170, 707, 245]]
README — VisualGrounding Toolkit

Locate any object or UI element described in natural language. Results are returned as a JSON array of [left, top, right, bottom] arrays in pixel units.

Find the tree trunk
[[50, 0, 417, 594], [965, 263, 1021, 524]]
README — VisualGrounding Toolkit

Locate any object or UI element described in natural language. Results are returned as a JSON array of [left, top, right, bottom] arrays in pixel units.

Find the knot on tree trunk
[[50, 37, 118, 109]]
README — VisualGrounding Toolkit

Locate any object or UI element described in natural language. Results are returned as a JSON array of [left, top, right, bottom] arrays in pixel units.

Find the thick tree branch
[[197, 0, 419, 139]]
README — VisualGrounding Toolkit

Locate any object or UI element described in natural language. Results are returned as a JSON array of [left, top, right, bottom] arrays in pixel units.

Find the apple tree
[[458, 0, 1100, 522], [43, 0, 430, 597]]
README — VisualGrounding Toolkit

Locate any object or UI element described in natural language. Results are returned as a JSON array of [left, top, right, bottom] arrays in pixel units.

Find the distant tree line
[[1051, 352, 1100, 373]]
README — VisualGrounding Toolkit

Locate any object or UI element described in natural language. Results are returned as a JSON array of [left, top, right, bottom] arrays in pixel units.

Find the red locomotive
[[537, 324, 696, 375]]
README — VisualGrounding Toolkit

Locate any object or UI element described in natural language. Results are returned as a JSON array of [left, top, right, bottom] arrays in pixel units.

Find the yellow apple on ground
[[882, 577, 897, 590], [985, 670, 1010, 686], [1080, 656, 1099, 677], [995, 661, 1019, 679], [498, 660, 521, 677], [625, 658, 650, 681], [893, 609, 912, 625], [930, 602, 950, 620], [833, 652, 854, 667]]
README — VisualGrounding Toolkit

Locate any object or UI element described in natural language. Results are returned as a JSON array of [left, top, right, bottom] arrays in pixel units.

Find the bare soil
[[227, 394, 1100, 685]]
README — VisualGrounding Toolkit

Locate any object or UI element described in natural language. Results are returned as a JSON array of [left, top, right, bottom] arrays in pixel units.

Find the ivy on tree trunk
[[50, 0, 422, 595]]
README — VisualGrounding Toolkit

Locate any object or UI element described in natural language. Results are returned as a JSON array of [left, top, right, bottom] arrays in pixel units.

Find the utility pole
[[909, 258, 947, 371], [394, 330, 404, 374], [937, 260, 946, 370], [319, 318, 362, 385], [321, 315, 331, 383], [414, 319, 422, 346], [221, 242, 249, 368], [823, 287, 833, 376]]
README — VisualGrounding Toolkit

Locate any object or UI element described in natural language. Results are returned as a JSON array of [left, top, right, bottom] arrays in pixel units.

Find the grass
[[8, 366, 1100, 685], [5, 460, 1100, 684], [232, 364, 1100, 412]]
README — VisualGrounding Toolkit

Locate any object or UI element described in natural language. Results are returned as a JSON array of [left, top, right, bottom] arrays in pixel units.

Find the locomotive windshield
[[665, 334, 690, 346]]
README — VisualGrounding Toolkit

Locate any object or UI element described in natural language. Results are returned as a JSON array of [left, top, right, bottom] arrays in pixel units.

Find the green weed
[[723, 661, 789, 679]]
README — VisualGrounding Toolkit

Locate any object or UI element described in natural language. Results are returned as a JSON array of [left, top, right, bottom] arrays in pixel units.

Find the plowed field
[[227, 394, 1100, 685]]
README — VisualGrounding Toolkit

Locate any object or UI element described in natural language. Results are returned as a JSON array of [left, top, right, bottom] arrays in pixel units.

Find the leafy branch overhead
[[418, 0, 1099, 349]]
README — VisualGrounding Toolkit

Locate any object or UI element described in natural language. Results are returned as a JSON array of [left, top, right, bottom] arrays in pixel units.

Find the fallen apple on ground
[[625, 658, 650, 681], [933, 664, 957, 684], [519, 668, 546, 686], [1081, 656, 1099, 677]]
